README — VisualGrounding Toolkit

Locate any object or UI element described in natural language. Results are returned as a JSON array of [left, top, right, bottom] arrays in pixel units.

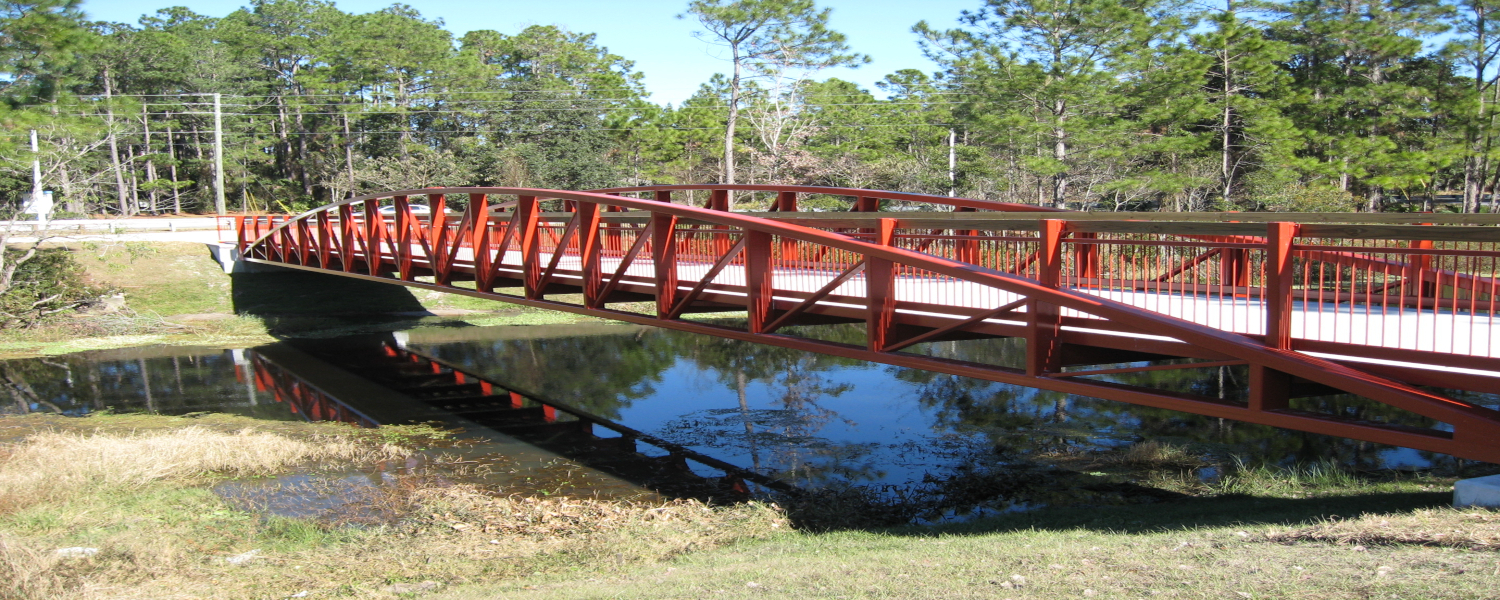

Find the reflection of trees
[[890, 336, 1452, 471], [664, 332, 887, 487], [419, 332, 682, 420], [0, 352, 290, 420]]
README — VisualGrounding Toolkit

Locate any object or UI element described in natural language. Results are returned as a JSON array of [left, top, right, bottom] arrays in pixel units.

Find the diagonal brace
[[762, 261, 868, 334], [884, 298, 1030, 353]]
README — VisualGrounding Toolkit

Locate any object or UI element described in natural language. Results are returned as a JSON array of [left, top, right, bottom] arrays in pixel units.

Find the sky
[[79, 0, 982, 106]]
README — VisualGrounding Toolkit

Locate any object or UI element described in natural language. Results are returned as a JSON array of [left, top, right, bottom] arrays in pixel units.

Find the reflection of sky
[[624, 359, 951, 486]]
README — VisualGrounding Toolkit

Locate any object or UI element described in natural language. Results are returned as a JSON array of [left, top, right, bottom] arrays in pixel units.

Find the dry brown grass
[[0, 415, 786, 600], [1266, 508, 1500, 550], [0, 426, 407, 514]]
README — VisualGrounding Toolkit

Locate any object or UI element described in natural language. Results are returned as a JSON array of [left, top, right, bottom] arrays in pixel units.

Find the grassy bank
[[1, 414, 1495, 599], [0, 241, 597, 359], [0, 413, 782, 600]]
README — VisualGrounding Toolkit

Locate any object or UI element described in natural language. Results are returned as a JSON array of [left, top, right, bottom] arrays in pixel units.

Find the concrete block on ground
[[1453, 474, 1500, 508]]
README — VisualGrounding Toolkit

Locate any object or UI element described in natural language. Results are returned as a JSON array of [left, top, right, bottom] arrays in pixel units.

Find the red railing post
[[855, 196, 879, 212], [746, 230, 774, 332], [867, 218, 898, 352], [429, 192, 448, 280], [708, 189, 729, 211], [1264, 222, 1297, 350], [338, 204, 355, 273], [1073, 231, 1098, 287], [1413, 223, 1436, 300], [1252, 221, 1299, 412], [1027, 219, 1065, 375], [236, 216, 248, 253], [393, 195, 414, 280], [776, 191, 798, 212], [652, 212, 679, 318], [470, 194, 493, 292], [517, 195, 542, 299], [365, 201, 385, 276], [577, 201, 604, 307], [316, 212, 332, 269], [955, 206, 980, 264]]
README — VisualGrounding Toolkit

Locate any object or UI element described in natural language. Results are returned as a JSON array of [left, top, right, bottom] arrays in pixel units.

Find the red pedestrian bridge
[[232, 185, 1500, 463]]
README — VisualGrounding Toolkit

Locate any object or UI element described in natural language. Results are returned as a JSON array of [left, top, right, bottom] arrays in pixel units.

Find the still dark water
[[2, 321, 1490, 493]]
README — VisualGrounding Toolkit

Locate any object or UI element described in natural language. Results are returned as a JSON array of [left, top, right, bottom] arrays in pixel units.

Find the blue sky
[[80, 0, 981, 106]]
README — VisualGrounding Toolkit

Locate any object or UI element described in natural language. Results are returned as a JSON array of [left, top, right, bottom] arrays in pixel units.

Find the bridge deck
[[475, 248, 1500, 373]]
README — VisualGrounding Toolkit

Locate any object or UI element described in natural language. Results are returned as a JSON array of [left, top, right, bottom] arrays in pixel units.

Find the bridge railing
[[231, 186, 1500, 462], [230, 188, 1500, 376]]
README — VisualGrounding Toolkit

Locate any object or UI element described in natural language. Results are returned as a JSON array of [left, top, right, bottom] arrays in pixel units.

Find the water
[[3, 321, 1491, 497]]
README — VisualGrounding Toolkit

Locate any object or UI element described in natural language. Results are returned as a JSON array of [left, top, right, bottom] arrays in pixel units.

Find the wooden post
[[517, 195, 542, 299], [867, 218, 898, 352], [1027, 219, 1065, 376], [652, 212, 679, 318], [746, 230, 774, 332]]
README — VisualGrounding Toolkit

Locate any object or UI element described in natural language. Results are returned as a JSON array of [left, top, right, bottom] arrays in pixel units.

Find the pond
[[5, 319, 1488, 499]]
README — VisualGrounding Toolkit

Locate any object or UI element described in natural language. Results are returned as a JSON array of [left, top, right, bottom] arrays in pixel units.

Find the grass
[[0, 418, 1495, 599], [0, 414, 784, 600]]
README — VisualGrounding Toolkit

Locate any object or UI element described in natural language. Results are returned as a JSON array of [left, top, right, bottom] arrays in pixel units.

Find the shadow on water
[[229, 266, 428, 318]]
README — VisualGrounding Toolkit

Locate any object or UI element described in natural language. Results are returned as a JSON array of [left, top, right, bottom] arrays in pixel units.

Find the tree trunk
[[166, 119, 181, 214], [723, 48, 741, 208], [142, 105, 159, 214], [1051, 101, 1068, 210], [103, 69, 129, 215]]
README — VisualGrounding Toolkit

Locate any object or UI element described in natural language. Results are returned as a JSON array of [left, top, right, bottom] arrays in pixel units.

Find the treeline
[[4, 0, 1500, 215]]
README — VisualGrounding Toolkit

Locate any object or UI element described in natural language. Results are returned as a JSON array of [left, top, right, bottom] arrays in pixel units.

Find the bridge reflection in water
[[234, 185, 1500, 463]]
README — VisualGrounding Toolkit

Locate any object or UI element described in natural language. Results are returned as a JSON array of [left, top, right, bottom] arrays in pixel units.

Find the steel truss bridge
[[233, 185, 1500, 464]]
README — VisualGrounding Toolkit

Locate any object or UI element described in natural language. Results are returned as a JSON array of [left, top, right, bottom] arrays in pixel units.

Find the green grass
[[440, 492, 1497, 600]]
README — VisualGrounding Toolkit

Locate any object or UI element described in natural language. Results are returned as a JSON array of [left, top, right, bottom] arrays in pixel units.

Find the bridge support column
[[1027, 219, 1065, 376], [652, 212, 679, 318], [518, 195, 542, 299], [867, 219, 897, 352]]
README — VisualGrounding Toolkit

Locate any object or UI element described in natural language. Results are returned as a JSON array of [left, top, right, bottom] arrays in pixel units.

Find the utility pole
[[948, 128, 957, 198], [29, 129, 42, 203], [213, 92, 227, 215]]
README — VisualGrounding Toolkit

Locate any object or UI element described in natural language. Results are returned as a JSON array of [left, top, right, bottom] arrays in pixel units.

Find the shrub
[[0, 248, 109, 328]]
